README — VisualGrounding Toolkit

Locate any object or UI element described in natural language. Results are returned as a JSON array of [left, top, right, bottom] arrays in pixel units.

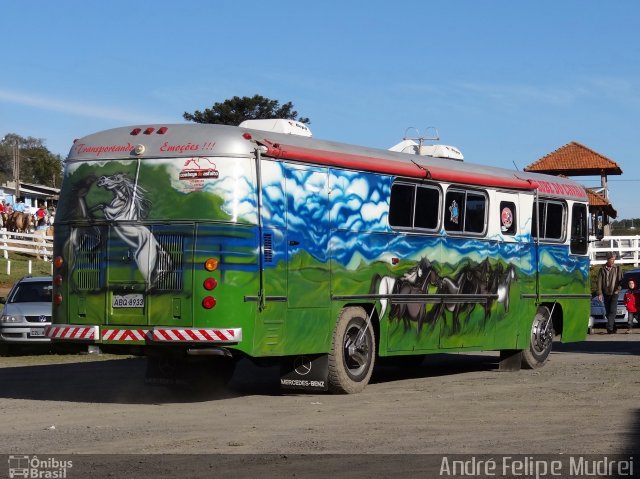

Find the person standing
[[597, 252, 623, 334], [623, 278, 639, 334]]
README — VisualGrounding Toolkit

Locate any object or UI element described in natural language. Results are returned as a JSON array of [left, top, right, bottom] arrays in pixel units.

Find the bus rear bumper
[[45, 325, 242, 344]]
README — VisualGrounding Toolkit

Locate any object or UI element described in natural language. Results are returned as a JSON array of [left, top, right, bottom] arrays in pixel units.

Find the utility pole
[[12, 141, 20, 200]]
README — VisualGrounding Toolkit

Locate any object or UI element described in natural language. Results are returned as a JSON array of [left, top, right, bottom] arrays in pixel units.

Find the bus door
[[284, 165, 330, 309]]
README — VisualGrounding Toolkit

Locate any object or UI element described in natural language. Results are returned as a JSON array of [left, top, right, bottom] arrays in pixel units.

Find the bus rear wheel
[[328, 307, 375, 394], [522, 306, 554, 369]]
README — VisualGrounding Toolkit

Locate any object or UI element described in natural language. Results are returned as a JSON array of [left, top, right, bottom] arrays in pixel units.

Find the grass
[[0, 253, 52, 289]]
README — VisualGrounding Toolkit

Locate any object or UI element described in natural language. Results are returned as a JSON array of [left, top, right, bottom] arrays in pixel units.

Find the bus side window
[[545, 202, 565, 240], [414, 185, 440, 230], [444, 190, 465, 232], [500, 201, 517, 235], [464, 192, 486, 234], [570, 203, 588, 254], [532, 200, 565, 242], [389, 183, 414, 228]]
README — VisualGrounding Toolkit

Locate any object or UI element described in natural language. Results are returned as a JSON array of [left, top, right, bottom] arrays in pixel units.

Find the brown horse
[[8, 212, 33, 233]]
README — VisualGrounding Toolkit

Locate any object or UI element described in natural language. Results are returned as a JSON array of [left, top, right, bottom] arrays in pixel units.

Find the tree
[[0, 133, 63, 188], [183, 94, 310, 125]]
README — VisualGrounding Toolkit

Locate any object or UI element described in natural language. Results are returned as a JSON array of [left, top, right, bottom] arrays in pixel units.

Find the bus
[[46, 119, 592, 393]]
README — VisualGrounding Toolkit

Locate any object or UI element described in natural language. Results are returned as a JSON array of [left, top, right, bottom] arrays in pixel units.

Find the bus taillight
[[54, 256, 64, 269], [203, 278, 217, 291], [53, 275, 63, 286], [53, 293, 63, 305], [204, 258, 219, 272], [202, 296, 217, 309]]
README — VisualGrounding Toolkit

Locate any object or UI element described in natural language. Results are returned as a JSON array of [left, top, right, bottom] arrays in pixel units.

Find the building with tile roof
[[525, 142, 622, 233]]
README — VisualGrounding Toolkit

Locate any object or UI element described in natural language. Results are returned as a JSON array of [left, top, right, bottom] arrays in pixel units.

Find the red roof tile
[[524, 141, 622, 176], [586, 188, 617, 218]]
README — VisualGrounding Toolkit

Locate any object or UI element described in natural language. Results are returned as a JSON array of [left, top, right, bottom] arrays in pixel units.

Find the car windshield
[[10, 282, 52, 303]]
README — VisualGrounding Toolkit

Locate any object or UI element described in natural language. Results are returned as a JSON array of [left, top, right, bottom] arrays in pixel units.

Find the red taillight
[[202, 296, 217, 309], [130, 128, 142, 135], [157, 127, 168, 134], [144, 127, 154, 135], [54, 256, 64, 269], [53, 293, 63, 305], [242, 132, 252, 140], [53, 274, 63, 286], [203, 278, 217, 291]]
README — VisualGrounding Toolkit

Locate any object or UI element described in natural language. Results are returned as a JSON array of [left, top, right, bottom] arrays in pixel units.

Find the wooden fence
[[0, 229, 53, 262], [589, 235, 640, 267]]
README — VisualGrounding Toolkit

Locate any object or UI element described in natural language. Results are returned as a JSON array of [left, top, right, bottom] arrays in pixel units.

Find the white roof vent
[[389, 127, 463, 161], [239, 119, 312, 137]]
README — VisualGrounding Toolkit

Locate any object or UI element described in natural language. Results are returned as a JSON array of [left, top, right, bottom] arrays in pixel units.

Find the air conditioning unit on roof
[[239, 119, 312, 137]]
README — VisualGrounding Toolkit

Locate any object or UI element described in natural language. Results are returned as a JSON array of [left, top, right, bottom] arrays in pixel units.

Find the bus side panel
[[537, 245, 590, 343], [259, 160, 332, 356]]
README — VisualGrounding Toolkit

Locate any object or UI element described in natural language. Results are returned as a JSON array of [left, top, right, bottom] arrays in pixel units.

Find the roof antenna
[[512, 161, 520, 171]]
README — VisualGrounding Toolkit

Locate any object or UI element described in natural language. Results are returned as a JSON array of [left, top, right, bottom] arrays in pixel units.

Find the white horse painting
[[91, 173, 169, 286]]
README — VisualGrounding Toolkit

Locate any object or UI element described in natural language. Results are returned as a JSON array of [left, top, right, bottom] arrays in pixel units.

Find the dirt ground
[[0, 332, 638, 477]]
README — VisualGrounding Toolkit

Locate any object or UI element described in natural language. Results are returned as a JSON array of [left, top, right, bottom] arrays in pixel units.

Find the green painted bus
[[46, 120, 591, 393]]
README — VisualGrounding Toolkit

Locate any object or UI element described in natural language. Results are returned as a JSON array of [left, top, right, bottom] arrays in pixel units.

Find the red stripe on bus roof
[[263, 142, 538, 191]]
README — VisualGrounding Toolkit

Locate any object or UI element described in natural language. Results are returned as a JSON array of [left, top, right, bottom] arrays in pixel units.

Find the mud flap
[[280, 354, 329, 392], [498, 350, 523, 371]]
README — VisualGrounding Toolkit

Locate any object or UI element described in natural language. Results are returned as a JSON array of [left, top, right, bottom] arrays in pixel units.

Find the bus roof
[[68, 123, 587, 201]]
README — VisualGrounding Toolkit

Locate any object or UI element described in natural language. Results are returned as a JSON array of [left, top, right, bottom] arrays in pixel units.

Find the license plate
[[617, 307, 626, 315], [112, 294, 144, 308], [30, 328, 45, 337]]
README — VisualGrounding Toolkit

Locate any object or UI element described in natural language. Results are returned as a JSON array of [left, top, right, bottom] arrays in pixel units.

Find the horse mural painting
[[369, 258, 441, 332], [64, 173, 170, 289], [91, 173, 170, 286], [372, 258, 519, 334]]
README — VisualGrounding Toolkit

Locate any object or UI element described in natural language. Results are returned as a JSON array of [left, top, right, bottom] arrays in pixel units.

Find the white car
[[0, 276, 52, 353]]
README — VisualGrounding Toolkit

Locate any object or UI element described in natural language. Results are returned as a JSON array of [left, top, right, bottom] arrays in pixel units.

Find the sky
[[1, 0, 639, 218]]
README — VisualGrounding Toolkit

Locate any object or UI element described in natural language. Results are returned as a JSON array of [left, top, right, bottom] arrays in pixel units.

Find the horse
[[486, 263, 518, 314], [90, 173, 169, 287], [8, 212, 33, 233], [427, 259, 491, 332], [369, 257, 441, 332]]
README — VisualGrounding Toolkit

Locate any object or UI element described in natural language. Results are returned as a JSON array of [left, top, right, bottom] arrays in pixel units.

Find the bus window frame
[[389, 181, 442, 233], [444, 187, 488, 237], [570, 202, 589, 255], [533, 198, 567, 243]]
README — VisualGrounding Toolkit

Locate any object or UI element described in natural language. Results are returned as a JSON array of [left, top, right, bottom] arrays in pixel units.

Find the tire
[[522, 306, 554, 369], [328, 307, 376, 394]]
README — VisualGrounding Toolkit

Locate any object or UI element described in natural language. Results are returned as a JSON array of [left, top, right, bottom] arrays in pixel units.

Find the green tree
[[183, 94, 310, 125], [0, 133, 63, 188]]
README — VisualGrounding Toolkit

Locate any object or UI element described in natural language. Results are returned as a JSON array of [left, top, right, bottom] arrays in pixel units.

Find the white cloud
[[0, 87, 171, 124]]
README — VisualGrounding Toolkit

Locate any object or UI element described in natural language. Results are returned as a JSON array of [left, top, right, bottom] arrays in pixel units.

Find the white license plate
[[617, 308, 626, 315], [112, 294, 145, 308], [30, 328, 45, 337]]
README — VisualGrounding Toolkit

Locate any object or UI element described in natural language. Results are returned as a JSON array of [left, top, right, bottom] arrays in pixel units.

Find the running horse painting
[[87, 173, 170, 287], [369, 257, 441, 332]]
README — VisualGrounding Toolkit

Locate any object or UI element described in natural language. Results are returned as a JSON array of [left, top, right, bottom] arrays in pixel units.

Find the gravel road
[[1, 332, 638, 477]]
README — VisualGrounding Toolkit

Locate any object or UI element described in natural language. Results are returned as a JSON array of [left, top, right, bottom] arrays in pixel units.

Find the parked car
[[588, 268, 640, 333], [588, 296, 628, 333], [0, 276, 52, 352]]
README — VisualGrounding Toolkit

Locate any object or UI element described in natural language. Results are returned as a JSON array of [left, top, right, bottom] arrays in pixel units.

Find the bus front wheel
[[522, 306, 554, 369], [328, 307, 376, 394]]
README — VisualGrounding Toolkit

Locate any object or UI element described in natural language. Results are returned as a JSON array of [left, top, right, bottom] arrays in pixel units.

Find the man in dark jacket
[[597, 252, 623, 334]]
